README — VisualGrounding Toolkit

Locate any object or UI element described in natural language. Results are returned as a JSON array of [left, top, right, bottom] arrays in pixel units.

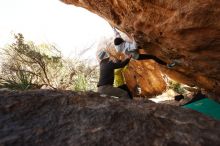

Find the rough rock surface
[[0, 90, 220, 146], [61, 0, 220, 101], [124, 60, 166, 97], [106, 43, 167, 97]]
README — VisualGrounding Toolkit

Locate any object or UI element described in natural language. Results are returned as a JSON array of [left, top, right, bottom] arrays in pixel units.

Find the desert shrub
[[63, 59, 99, 91], [0, 66, 35, 90], [0, 33, 98, 91], [168, 80, 186, 94]]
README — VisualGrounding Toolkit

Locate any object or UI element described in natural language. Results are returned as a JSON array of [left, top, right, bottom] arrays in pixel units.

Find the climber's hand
[[113, 27, 121, 38], [126, 54, 132, 59]]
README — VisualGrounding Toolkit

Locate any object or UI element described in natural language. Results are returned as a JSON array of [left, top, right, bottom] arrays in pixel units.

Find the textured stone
[[61, 0, 220, 101], [105, 42, 167, 97], [124, 60, 167, 97], [0, 90, 220, 146]]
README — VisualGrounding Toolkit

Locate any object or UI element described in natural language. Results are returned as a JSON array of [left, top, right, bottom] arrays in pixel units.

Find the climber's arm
[[112, 27, 121, 38], [111, 58, 130, 69], [126, 38, 137, 52]]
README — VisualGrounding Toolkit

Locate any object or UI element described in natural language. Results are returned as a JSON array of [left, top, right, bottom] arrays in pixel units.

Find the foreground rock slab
[[0, 90, 220, 146]]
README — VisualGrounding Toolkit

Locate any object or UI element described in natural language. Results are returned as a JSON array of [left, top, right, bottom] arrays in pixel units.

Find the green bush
[[168, 80, 186, 94], [0, 33, 98, 91]]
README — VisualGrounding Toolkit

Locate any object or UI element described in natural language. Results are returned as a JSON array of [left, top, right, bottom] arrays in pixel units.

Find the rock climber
[[96, 49, 132, 99], [113, 65, 133, 99], [112, 27, 176, 68]]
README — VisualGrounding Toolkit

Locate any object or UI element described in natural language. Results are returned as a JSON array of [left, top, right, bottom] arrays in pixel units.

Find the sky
[[0, 0, 113, 61]]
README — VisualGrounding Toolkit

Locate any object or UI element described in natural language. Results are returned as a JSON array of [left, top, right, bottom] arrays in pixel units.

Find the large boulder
[[0, 90, 220, 146], [61, 0, 220, 101], [124, 60, 167, 97]]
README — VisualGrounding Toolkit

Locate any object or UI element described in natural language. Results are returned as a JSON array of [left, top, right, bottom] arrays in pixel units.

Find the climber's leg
[[98, 85, 130, 99], [137, 54, 179, 68], [118, 84, 133, 99], [138, 54, 167, 65]]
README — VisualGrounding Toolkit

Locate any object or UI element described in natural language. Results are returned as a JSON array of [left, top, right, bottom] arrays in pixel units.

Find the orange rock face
[[124, 60, 167, 97], [62, 0, 220, 100]]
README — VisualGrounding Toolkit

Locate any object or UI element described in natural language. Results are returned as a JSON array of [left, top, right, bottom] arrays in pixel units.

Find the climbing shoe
[[167, 59, 180, 68], [167, 59, 182, 68], [167, 62, 176, 68]]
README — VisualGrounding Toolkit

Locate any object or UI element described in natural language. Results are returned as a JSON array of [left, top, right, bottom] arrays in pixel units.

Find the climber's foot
[[167, 59, 181, 68], [167, 62, 176, 68]]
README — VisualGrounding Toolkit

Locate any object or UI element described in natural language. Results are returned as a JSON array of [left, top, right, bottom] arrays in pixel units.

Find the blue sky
[[0, 0, 113, 60]]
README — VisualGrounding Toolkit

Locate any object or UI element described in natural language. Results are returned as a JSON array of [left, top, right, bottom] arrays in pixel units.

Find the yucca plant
[[0, 69, 34, 90]]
